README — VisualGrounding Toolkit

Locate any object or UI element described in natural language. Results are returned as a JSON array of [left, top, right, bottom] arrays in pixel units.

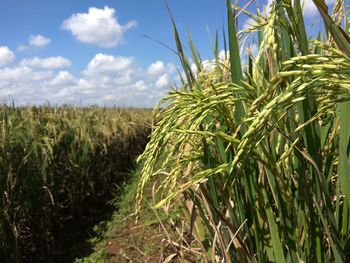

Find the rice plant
[[0, 106, 151, 262], [136, 0, 350, 262]]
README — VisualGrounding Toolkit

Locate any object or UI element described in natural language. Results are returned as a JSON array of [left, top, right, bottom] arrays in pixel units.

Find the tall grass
[[0, 105, 151, 262], [137, 0, 350, 261]]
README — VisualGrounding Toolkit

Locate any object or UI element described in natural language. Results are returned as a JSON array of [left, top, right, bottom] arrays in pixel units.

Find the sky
[[0, 0, 336, 107]]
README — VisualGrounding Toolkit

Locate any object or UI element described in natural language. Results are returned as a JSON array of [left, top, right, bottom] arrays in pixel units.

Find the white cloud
[[219, 50, 229, 60], [20, 56, 71, 69], [302, 1, 319, 17], [49, 71, 76, 86], [29, 35, 51, 47], [147, 60, 175, 76], [114, 71, 133, 85], [17, 45, 28, 52], [0, 46, 15, 67], [0, 66, 53, 103], [289, 0, 335, 17], [17, 35, 51, 51], [190, 59, 216, 75], [190, 62, 198, 75], [132, 80, 147, 91], [148, 61, 165, 75], [0, 53, 178, 107], [202, 60, 216, 71], [84, 53, 133, 74], [62, 6, 137, 48], [75, 79, 93, 93], [0, 67, 52, 82], [76, 55, 178, 106], [82, 53, 139, 90], [155, 74, 171, 89]]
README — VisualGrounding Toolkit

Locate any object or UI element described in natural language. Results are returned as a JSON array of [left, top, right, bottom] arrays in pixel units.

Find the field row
[[0, 106, 151, 262]]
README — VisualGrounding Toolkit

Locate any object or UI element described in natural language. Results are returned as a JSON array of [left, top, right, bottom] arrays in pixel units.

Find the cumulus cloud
[[219, 50, 229, 60], [0, 53, 177, 107], [18, 35, 51, 51], [49, 71, 76, 86], [155, 74, 171, 89], [132, 80, 148, 91], [147, 60, 175, 76], [0, 66, 53, 103], [0, 66, 52, 82], [62, 6, 137, 48], [84, 53, 133, 74], [29, 35, 51, 47], [148, 61, 165, 75], [20, 56, 71, 69], [190, 59, 217, 75], [0, 46, 15, 67], [77, 56, 176, 106], [77, 54, 175, 106]]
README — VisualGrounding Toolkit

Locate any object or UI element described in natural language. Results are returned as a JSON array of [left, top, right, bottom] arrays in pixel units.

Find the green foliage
[[75, 249, 107, 263], [137, 0, 350, 262], [0, 106, 151, 262]]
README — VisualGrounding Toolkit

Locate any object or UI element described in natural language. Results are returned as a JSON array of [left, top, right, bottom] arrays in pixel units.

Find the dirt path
[[104, 218, 168, 262]]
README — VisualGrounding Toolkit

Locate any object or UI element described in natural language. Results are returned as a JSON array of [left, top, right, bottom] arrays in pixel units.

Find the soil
[[104, 219, 169, 262]]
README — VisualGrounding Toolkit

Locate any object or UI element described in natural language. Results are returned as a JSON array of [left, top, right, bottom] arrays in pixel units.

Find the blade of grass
[[339, 101, 350, 236], [226, 0, 245, 122]]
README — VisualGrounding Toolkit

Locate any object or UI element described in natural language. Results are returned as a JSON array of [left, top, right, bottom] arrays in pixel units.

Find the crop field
[[2, 0, 350, 263], [0, 106, 151, 262], [134, 0, 350, 262]]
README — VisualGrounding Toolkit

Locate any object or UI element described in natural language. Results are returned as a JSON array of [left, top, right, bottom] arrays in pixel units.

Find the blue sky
[[0, 0, 334, 107]]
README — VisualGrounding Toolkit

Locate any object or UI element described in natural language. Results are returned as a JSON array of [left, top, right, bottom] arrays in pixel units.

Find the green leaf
[[226, 0, 245, 122], [312, 0, 350, 56], [263, 189, 286, 263], [339, 101, 350, 236]]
